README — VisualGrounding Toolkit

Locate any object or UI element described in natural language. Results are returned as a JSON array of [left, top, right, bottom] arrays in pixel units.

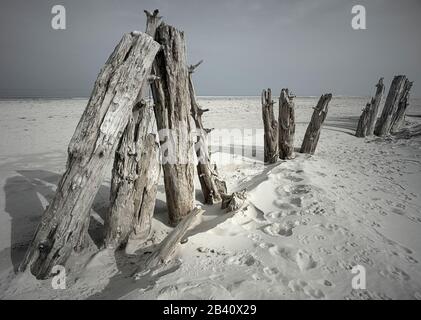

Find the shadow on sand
[[324, 115, 360, 136], [3, 169, 110, 273]]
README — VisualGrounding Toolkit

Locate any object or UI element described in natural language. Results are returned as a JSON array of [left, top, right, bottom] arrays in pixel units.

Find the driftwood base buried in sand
[[300, 94, 332, 155]]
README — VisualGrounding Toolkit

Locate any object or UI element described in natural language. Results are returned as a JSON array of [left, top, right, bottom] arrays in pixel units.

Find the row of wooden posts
[[262, 88, 333, 163], [20, 10, 231, 279], [356, 75, 413, 138], [262, 74, 414, 165]]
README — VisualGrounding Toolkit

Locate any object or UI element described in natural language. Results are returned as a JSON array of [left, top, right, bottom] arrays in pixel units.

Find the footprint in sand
[[263, 266, 280, 276], [318, 247, 332, 255], [297, 235, 310, 245], [379, 266, 411, 282], [268, 245, 294, 261], [225, 254, 259, 267], [263, 221, 299, 237], [263, 210, 298, 222], [296, 250, 317, 271], [288, 279, 325, 299]]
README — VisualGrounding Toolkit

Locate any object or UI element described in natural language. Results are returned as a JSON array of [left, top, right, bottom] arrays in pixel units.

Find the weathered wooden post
[[366, 78, 385, 136], [278, 88, 296, 159], [105, 10, 163, 249], [150, 23, 195, 226], [105, 102, 160, 249], [374, 75, 407, 136], [391, 79, 413, 133], [19, 32, 160, 279], [189, 60, 227, 204], [356, 78, 385, 137], [261, 89, 278, 163], [355, 103, 371, 138], [300, 94, 332, 155]]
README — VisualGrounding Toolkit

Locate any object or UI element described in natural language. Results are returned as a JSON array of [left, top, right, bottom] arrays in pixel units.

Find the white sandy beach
[[0, 96, 421, 299]]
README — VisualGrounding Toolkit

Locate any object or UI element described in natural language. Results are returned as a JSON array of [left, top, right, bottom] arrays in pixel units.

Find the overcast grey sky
[[0, 0, 420, 98]]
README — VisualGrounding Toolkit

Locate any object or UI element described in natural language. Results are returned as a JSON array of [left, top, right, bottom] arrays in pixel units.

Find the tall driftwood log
[[150, 23, 195, 226], [300, 94, 332, 155], [105, 10, 163, 249], [356, 78, 385, 137], [374, 75, 407, 137], [391, 79, 413, 133], [278, 88, 296, 160], [105, 103, 160, 249], [189, 60, 227, 204], [261, 89, 278, 163], [19, 32, 160, 279], [366, 78, 385, 136]]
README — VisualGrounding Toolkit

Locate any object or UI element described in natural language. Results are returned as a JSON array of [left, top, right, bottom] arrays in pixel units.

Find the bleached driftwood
[[261, 89, 278, 163], [145, 207, 204, 269], [278, 88, 296, 159], [374, 75, 407, 137], [300, 94, 332, 155], [356, 78, 385, 137], [391, 79, 413, 133], [366, 78, 385, 136], [355, 103, 371, 138], [189, 60, 227, 204], [105, 10, 163, 249], [105, 103, 160, 249], [150, 23, 195, 226], [19, 32, 160, 279]]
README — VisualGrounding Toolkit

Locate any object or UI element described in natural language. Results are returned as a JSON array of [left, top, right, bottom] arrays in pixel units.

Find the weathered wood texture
[[300, 94, 332, 155], [19, 32, 160, 279], [150, 24, 195, 226], [141, 9, 163, 97], [356, 78, 385, 137], [189, 61, 227, 204], [105, 103, 160, 249], [145, 207, 203, 269], [366, 78, 385, 136], [355, 103, 372, 138], [391, 79, 413, 133], [221, 190, 247, 213], [261, 89, 278, 163], [374, 75, 407, 136], [105, 10, 163, 249], [278, 89, 296, 159]]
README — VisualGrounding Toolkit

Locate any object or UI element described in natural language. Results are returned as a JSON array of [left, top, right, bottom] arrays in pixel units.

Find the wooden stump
[[278, 89, 296, 160], [221, 190, 247, 213], [356, 78, 385, 137], [19, 32, 160, 279], [300, 94, 332, 155], [261, 89, 278, 163], [150, 23, 195, 226], [374, 75, 407, 136], [355, 103, 371, 138], [366, 78, 385, 136], [189, 60, 227, 204], [105, 102, 160, 249], [105, 10, 163, 249], [391, 79, 413, 133]]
